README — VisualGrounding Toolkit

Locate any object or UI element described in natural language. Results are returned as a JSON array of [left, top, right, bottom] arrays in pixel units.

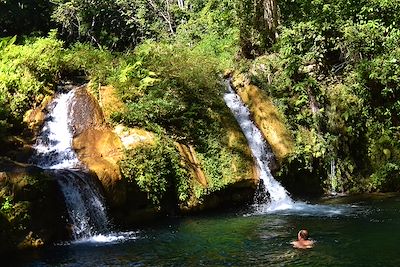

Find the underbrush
[[246, 2, 400, 194]]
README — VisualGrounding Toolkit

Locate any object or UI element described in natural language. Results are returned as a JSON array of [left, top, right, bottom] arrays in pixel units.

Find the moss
[[0, 163, 69, 253]]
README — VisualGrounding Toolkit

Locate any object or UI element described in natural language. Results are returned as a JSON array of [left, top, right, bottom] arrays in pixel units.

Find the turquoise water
[[13, 194, 400, 266]]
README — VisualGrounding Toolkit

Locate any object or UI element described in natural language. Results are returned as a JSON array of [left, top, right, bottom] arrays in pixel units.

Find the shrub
[[119, 137, 189, 207]]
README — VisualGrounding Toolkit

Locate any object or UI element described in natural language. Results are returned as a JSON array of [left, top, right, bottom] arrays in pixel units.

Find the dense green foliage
[[246, 0, 400, 194], [113, 41, 251, 208], [0, 32, 247, 211], [1, 0, 400, 208], [120, 137, 190, 206], [0, 32, 62, 138]]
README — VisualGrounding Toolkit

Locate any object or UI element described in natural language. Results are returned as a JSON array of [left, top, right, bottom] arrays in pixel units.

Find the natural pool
[[12, 193, 400, 266]]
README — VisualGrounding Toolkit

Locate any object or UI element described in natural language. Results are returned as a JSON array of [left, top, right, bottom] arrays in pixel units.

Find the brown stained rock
[[24, 95, 53, 131], [98, 86, 126, 122], [232, 74, 294, 163], [73, 128, 126, 207], [175, 143, 208, 187], [69, 86, 127, 207], [69, 86, 105, 136]]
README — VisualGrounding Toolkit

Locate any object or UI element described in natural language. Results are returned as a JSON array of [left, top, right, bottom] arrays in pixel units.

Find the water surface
[[13, 194, 400, 267]]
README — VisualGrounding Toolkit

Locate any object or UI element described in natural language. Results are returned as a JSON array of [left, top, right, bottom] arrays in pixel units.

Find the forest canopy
[[1, 0, 400, 194]]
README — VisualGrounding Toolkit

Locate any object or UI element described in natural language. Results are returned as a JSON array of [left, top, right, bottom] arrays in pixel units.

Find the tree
[[236, 0, 280, 58], [0, 0, 54, 37], [51, 0, 185, 50]]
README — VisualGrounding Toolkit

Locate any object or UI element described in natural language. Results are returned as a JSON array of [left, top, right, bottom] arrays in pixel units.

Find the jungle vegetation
[[1, 0, 400, 210]]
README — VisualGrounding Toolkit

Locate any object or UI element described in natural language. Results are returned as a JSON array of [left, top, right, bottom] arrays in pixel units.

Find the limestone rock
[[98, 85, 126, 122], [69, 86, 105, 136], [232, 73, 294, 164], [73, 128, 126, 207], [175, 143, 208, 187], [24, 95, 52, 131], [114, 125, 155, 149], [69, 86, 126, 207]]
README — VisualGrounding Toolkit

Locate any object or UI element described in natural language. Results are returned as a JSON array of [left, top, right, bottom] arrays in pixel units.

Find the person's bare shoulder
[[292, 240, 314, 249]]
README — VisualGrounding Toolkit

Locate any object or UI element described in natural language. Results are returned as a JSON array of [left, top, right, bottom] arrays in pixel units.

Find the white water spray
[[32, 90, 80, 169], [223, 81, 293, 212]]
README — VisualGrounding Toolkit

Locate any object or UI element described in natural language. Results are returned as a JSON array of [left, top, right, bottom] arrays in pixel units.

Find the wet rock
[[0, 160, 69, 253], [69, 86, 127, 207], [69, 86, 105, 136], [73, 128, 127, 207], [231, 73, 294, 165]]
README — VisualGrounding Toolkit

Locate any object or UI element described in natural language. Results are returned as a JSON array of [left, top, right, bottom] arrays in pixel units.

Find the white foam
[[32, 90, 80, 169], [224, 81, 293, 212], [248, 201, 354, 217], [72, 231, 138, 245]]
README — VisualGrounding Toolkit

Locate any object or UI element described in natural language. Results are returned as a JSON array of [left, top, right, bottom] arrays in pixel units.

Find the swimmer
[[291, 229, 314, 249]]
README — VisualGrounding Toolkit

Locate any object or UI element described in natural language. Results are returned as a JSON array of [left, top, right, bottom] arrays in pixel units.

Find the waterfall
[[223, 81, 293, 212], [32, 90, 80, 169], [329, 159, 337, 194], [52, 169, 109, 239], [31, 87, 110, 239]]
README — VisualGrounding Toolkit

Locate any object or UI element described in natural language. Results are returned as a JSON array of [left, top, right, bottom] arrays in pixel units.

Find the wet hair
[[299, 229, 309, 240]]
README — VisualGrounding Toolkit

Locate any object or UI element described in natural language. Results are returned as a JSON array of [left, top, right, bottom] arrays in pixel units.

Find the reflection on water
[[13, 194, 400, 267]]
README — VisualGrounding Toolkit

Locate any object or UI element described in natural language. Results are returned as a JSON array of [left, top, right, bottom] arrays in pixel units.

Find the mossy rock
[[0, 160, 69, 253]]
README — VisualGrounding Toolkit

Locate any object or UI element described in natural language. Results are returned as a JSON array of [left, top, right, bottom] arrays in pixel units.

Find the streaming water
[[32, 90, 80, 169], [223, 81, 294, 212], [31, 88, 110, 240]]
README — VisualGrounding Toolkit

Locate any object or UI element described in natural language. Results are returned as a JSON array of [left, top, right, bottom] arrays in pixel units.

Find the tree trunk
[[237, 0, 280, 58], [177, 0, 184, 9], [263, 0, 279, 43]]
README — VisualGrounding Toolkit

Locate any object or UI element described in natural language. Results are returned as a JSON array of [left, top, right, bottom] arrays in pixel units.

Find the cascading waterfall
[[223, 81, 294, 212], [52, 169, 109, 239], [31, 87, 110, 240], [33, 90, 80, 170]]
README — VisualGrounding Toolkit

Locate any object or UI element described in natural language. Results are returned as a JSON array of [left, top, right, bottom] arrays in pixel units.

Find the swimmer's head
[[298, 229, 309, 240]]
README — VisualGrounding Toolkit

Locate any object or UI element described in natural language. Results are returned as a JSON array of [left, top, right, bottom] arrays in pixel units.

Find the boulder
[[73, 128, 126, 207], [69, 86, 105, 136], [24, 95, 53, 132], [114, 125, 156, 149], [69, 86, 127, 207]]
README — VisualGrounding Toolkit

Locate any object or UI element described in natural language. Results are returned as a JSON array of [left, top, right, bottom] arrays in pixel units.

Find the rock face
[[0, 82, 266, 251], [92, 85, 258, 220], [175, 143, 208, 187], [98, 85, 126, 121], [24, 95, 53, 132], [232, 74, 294, 165], [69, 86, 127, 208], [175, 124, 258, 212], [0, 159, 69, 253]]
